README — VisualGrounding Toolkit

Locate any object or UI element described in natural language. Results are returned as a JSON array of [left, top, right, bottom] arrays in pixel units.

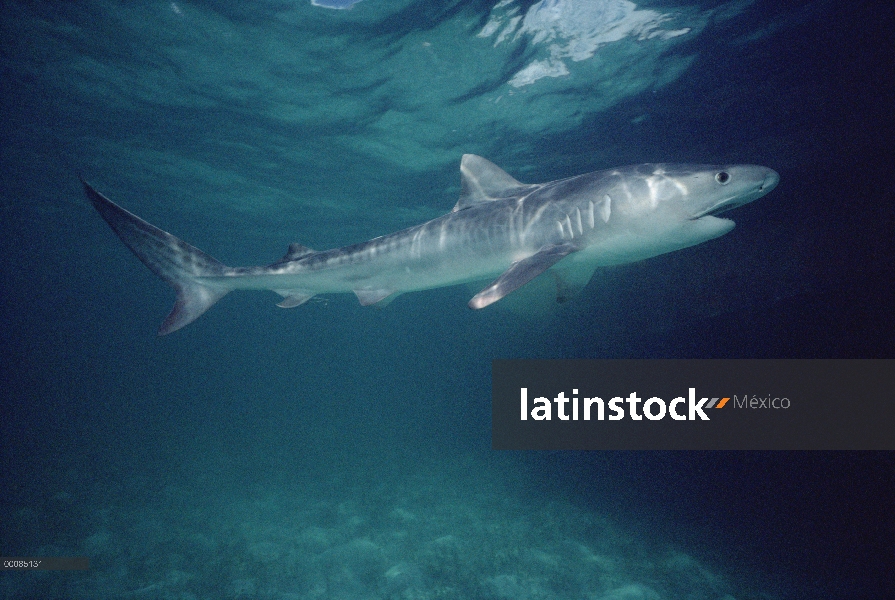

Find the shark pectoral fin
[[469, 243, 579, 309], [354, 288, 396, 306], [275, 291, 315, 308], [552, 262, 598, 303]]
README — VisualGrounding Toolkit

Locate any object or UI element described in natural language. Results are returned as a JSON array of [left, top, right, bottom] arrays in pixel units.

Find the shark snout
[[760, 169, 780, 193]]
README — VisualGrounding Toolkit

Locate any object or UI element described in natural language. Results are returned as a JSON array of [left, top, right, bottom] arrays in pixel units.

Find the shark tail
[[82, 179, 231, 335]]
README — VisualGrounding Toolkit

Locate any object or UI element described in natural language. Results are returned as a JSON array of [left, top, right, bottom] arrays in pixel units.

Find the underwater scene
[[1, 1, 893, 599]]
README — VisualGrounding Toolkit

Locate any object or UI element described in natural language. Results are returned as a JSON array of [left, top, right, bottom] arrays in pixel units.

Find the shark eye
[[715, 171, 731, 185]]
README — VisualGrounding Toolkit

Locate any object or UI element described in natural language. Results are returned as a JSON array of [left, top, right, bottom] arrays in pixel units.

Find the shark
[[82, 155, 779, 334]]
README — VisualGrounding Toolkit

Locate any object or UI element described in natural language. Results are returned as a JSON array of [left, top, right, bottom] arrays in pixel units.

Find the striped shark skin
[[82, 154, 779, 334]]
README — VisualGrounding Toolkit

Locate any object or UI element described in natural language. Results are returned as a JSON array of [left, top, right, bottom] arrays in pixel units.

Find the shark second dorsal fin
[[453, 154, 528, 212], [281, 243, 315, 262]]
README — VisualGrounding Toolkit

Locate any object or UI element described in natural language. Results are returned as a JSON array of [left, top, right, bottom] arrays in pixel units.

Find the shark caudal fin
[[82, 179, 231, 335]]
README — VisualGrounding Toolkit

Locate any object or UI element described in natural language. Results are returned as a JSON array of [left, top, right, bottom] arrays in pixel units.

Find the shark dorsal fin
[[281, 243, 315, 262], [453, 154, 527, 212]]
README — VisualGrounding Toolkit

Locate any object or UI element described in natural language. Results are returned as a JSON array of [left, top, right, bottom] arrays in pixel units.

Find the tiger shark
[[82, 155, 779, 334]]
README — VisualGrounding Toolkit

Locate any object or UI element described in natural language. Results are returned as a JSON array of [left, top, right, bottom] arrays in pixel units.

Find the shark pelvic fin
[[551, 261, 598, 303], [354, 288, 396, 306], [453, 154, 532, 212], [469, 242, 579, 309]]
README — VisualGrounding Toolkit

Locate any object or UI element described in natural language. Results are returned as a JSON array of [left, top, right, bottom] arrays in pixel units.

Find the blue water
[[1, 1, 893, 599]]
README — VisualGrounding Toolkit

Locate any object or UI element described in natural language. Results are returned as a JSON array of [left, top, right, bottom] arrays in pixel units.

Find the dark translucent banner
[[492, 360, 895, 450]]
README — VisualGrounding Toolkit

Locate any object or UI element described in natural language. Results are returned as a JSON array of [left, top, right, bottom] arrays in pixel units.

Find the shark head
[[623, 163, 779, 229], [624, 164, 779, 222], [684, 164, 780, 220], [571, 163, 780, 265]]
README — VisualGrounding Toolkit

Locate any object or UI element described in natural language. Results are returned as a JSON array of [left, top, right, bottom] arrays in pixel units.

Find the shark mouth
[[691, 197, 748, 219]]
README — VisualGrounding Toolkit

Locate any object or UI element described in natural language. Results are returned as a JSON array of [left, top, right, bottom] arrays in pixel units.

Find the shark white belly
[[83, 154, 779, 334]]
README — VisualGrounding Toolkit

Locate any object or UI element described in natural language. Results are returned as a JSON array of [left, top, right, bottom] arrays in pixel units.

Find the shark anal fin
[[469, 243, 578, 309], [275, 291, 315, 308], [354, 288, 396, 306]]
